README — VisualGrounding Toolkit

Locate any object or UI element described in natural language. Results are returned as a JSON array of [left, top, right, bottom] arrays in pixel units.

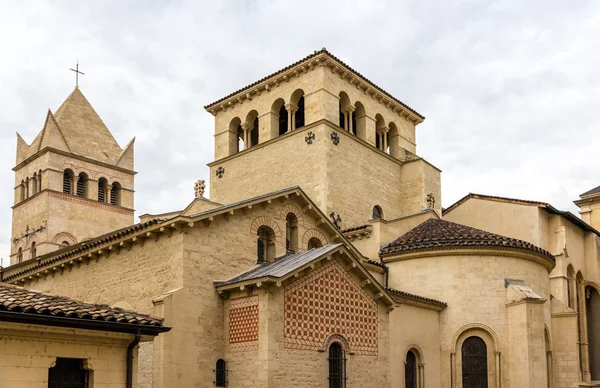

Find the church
[[2, 48, 600, 388]]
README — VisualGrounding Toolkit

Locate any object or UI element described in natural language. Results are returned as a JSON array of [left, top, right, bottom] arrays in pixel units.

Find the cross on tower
[[69, 60, 85, 87]]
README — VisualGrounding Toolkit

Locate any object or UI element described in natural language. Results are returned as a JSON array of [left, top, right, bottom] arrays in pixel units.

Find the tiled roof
[[581, 185, 600, 197], [215, 244, 342, 287], [204, 49, 424, 120], [341, 224, 370, 233], [0, 284, 166, 330], [1, 219, 162, 282], [385, 288, 447, 307], [380, 218, 554, 261]]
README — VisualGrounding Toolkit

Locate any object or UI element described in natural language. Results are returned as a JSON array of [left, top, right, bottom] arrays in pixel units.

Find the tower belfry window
[[63, 170, 74, 194], [98, 178, 108, 202], [278, 104, 288, 136], [76, 173, 88, 197], [294, 96, 305, 129], [110, 182, 121, 206]]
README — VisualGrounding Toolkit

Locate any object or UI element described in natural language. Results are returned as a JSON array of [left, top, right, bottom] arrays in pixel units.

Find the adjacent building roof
[[385, 288, 447, 308], [0, 284, 168, 335], [203, 48, 424, 121], [380, 218, 554, 262], [443, 193, 600, 237], [580, 185, 600, 198]]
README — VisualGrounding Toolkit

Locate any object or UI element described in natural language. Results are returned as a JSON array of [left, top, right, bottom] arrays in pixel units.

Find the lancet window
[[328, 342, 346, 388], [63, 169, 74, 195]]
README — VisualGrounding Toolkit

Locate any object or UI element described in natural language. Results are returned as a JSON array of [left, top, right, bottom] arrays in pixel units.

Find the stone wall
[[0, 322, 140, 388]]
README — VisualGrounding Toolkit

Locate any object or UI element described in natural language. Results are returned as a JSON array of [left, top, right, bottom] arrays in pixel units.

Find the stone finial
[[194, 180, 206, 199]]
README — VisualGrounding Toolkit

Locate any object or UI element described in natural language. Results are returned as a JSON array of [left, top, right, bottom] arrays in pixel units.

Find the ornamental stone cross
[[194, 180, 206, 198]]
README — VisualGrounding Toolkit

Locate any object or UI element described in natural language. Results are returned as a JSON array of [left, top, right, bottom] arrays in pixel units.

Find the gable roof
[[1, 187, 363, 284], [204, 48, 424, 123], [0, 284, 168, 335], [380, 218, 555, 263], [215, 244, 342, 287], [214, 244, 396, 306], [444, 193, 600, 237]]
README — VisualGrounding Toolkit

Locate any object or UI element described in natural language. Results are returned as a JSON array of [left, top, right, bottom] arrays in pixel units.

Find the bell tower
[[10, 87, 135, 265], [205, 49, 441, 230]]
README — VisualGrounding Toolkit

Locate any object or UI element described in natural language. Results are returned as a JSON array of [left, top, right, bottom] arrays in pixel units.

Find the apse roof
[[380, 218, 554, 261]]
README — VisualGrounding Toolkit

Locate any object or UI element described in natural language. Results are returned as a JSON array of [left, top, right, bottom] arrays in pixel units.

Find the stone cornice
[[204, 50, 424, 124], [13, 147, 137, 175], [208, 119, 405, 167], [382, 247, 556, 273]]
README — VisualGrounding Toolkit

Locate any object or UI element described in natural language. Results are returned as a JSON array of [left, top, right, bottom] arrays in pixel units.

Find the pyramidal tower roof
[[18, 88, 128, 166]]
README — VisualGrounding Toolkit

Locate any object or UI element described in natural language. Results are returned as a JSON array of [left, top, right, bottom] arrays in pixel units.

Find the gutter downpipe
[[127, 330, 142, 388]]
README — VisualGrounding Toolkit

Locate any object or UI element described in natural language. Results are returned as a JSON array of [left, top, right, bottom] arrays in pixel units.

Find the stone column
[[383, 126, 389, 152], [345, 106, 355, 133], [105, 185, 112, 204], [285, 103, 297, 132], [241, 123, 252, 150], [579, 283, 592, 382]]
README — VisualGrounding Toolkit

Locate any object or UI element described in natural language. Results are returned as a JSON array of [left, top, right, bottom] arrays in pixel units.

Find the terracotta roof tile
[[581, 185, 600, 197], [0, 284, 164, 327], [380, 218, 554, 261], [341, 224, 370, 233], [385, 287, 447, 307]]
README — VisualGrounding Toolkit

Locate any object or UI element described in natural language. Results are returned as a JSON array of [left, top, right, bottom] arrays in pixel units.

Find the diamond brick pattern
[[284, 261, 378, 355], [228, 295, 259, 352]]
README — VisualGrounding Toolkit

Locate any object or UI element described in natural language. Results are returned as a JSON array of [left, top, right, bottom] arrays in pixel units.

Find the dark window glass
[[405, 350, 417, 388], [48, 358, 89, 388], [328, 342, 346, 388], [215, 359, 227, 387], [295, 96, 305, 129], [462, 336, 488, 388]]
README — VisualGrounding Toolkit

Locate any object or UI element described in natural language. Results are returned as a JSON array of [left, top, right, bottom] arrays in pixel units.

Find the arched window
[[25, 177, 30, 198], [30, 241, 37, 259], [388, 122, 399, 156], [295, 96, 305, 129], [372, 206, 383, 220], [354, 102, 366, 140], [278, 104, 288, 135], [215, 359, 227, 387], [236, 123, 244, 152], [339, 92, 351, 131], [61, 241, 70, 247], [98, 178, 108, 202], [32, 173, 38, 195], [462, 336, 487, 387], [285, 213, 298, 253], [63, 169, 74, 194], [307, 237, 323, 250], [567, 265, 575, 309], [76, 172, 88, 197], [110, 182, 121, 205], [586, 286, 600, 380], [19, 180, 25, 201], [251, 116, 259, 147], [17, 247, 23, 263], [328, 342, 346, 388], [257, 226, 276, 263], [38, 169, 42, 192], [405, 350, 417, 388], [375, 114, 387, 151]]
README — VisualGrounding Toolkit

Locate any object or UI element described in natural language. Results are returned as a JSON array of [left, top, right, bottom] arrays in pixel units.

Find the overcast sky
[[1, 1, 599, 266]]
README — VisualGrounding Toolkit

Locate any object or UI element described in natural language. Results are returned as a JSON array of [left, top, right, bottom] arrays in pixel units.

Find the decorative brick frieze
[[228, 295, 259, 352], [284, 261, 378, 355]]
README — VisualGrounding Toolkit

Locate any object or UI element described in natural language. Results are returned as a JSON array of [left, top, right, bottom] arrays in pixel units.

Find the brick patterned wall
[[284, 261, 378, 355], [229, 295, 259, 352]]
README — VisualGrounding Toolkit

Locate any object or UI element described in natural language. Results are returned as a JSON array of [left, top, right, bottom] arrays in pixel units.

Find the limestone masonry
[[2, 48, 600, 388]]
